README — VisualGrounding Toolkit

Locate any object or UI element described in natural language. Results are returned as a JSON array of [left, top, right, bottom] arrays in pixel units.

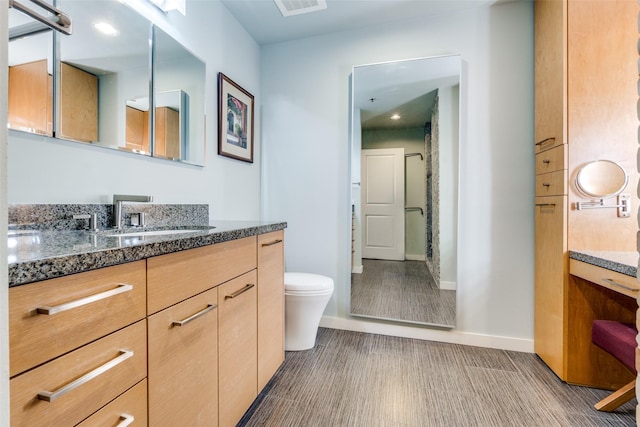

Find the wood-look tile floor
[[351, 259, 456, 326], [239, 328, 636, 426]]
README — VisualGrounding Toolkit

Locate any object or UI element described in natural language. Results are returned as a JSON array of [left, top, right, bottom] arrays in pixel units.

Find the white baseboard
[[351, 265, 363, 274], [440, 281, 456, 291], [319, 316, 534, 353], [405, 254, 426, 261]]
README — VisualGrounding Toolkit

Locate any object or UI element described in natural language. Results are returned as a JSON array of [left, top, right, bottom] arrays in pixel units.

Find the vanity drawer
[[76, 379, 147, 427], [147, 236, 257, 314], [10, 320, 147, 427], [570, 259, 639, 299], [535, 144, 566, 175], [535, 170, 567, 196], [9, 260, 146, 377]]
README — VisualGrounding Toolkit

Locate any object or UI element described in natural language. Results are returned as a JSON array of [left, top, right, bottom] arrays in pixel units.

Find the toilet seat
[[284, 272, 334, 295]]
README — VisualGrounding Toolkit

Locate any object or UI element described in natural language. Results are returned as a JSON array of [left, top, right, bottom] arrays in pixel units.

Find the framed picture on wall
[[218, 72, 254, 163]]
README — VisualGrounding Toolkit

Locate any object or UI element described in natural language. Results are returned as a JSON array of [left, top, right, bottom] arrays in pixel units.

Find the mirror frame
[[575, 159, 629, 199]]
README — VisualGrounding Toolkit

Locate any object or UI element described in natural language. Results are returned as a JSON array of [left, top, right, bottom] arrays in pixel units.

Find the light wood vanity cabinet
[[218, 271, 259, 427], [148, 287, 219, 427], [257, 231, 285, 391], [534, 0, 637, 386], [9, 231, 285, 426]]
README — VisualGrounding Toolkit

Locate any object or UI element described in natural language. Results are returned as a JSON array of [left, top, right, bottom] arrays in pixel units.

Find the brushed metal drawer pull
[[535, 203, 556, 207], [535, 137, 555, 146], [261, 239, 283, 247], [225, 284, 255, 299], [36, 283, 133, 315], [117, 414, 135, 427], [172, 304, 217, 327], [542, 159, 551, 164], [601, 278, 637, 292], [37, 349, 133, 402]]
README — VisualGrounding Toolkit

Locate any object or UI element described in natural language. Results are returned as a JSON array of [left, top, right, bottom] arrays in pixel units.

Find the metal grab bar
[[405, 207, 424, 216], [9, 0, 72, 35]]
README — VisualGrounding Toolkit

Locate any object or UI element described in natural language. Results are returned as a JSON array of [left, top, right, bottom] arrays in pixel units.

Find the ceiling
[[220, 0, 498, 46]]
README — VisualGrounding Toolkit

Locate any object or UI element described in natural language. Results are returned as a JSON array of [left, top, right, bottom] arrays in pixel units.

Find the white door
[[361, 148, 405, 261]]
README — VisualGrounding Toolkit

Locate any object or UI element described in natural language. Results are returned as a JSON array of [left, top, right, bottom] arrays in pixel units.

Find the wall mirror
[[153, 26, 206, 165], [349, 55, 460, 328], [8, 4, 54, 136], [8, 0, 206, 166], [575, 160, 628, 199]]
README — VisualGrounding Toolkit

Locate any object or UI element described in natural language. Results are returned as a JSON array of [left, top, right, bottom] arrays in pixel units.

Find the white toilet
[[284, 272, 334, 351]]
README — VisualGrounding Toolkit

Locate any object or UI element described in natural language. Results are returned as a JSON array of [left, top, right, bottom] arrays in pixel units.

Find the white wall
[[261, 1, 534, 348], [7, 0, 262, 221]]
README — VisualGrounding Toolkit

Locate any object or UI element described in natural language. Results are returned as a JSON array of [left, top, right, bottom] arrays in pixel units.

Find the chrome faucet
[[113, 194, 153, 229]]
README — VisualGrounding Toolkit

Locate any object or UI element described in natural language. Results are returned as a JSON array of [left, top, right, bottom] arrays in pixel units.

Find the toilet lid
[[284, 272, 334, 292]]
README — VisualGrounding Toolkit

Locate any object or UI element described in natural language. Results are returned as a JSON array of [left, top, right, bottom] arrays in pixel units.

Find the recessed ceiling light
[[274, 0, 327, 17], [390, 114, 401, 120], [94, 22, 119, 36]]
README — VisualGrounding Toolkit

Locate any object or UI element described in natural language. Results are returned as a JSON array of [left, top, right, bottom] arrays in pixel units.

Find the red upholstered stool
[[591, 320, 637, 412]]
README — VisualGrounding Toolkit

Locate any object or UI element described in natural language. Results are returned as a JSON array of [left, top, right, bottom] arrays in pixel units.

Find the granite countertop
[[568, 250, 638, 278], [8, 221, 287, 287]]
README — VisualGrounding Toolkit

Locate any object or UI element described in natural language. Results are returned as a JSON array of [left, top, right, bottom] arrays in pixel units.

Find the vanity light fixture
[[93, 21, 119, 36], [390, 114, 401, 120], [274, 0, 327, 17]]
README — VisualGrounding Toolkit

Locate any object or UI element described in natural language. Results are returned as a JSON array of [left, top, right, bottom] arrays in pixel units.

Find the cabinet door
[[59, 62, 98, 143], [218, 271, 258, 427], [8, 60, 52, 135], [534, 196, 567, 377], [148, 287, 218, 427], [257, 231, 285, 391], [534, 0, 566, 152]]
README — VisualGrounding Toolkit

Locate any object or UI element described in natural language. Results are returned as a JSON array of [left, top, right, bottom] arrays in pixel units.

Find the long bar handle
[[117, 414, 135, 427], [172, 304, 217, 327], [601, 278, 638, 292], [535, 203, 556, 207], [9, 0, 72, 35], [535, 137, 555, 146], [37, 350, 133, 402], [225, 284, 255, 299], [261, 239, 283, 247], [36, 284, 133, 315]]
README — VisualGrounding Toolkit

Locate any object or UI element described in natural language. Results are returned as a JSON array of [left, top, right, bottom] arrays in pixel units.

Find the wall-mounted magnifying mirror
[[8, 5, 54, 136], [350, 55, 461, 328], [575, 159, 628, 199]]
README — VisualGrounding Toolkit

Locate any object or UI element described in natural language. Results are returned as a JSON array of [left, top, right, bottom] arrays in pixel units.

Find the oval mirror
[[575, 160, 628, 199]]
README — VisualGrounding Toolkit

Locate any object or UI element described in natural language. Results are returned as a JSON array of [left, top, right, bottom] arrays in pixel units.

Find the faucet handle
[[73, 214, 98, 231]]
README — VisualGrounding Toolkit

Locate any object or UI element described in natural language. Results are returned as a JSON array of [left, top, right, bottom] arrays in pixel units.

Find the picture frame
[[218, 72, 254, 163]]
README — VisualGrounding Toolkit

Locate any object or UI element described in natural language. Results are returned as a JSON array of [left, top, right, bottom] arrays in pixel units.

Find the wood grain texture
[[535, 170, 567, 197], [8, 60, 52, 135], [76, 379, 148, 427], [239, 328, 635, 426], [10, 320, 147, 427], [155, 106, 180, 159], [59, 62, 98, 143], [125, 106, 149, 153], [9, 260, 146, 377], [570, 259, 639, 299], [219, 270, 258, 427], [535, 144, 567, 175], [257, 231, 285, 392], [147, 236, 257, 314], [534, 0, 566, 153], [148, 287, 218, 427], [566, 0, 638, 252], [534, 196, 567, 378]]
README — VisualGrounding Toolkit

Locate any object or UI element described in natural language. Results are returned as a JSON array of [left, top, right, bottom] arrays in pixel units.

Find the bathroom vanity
[[8, 220, 286, 427]]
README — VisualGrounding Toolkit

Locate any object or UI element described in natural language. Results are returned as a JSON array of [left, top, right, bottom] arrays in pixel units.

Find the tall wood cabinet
[[534, 0, 638, 386], [59, 62, 98, 143]]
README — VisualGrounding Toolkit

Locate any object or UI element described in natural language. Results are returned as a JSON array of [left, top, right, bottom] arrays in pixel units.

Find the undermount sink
[[103, 228, 210, 238]]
